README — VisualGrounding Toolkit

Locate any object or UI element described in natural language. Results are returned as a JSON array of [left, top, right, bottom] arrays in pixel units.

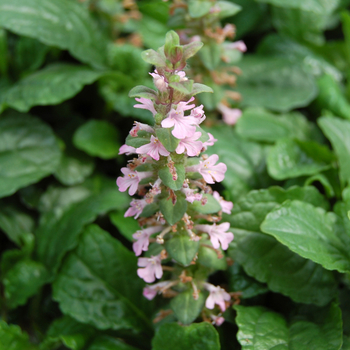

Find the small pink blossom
[[129, 121, 154, 137], [202, 133, 217, 150], [125, 199, 147, 219], [176, 71, 188, 82], [133, 226, 163, 256], [176, 132, 203, 156], [195, 222, 233, 250], [143, 281, 171, 300], [136, 135, 170, 161], [137, 255, 163, 283], [176, 97, 196, 114], [190, 105, 206, 125], [116, 168, 153, 196], [150, 70, 168, 92], [182, 186, 202, 203], [225, 40, 247, 52], [204, 283, 231, 312], [134, 98, 157, 117], [211, 315, 225, 326], [150, 178, 162, 196], [161, 110, 197, 139], [213, 191, 233, 215], [119, 144, 136, 155], [218, 104, 242, 125]]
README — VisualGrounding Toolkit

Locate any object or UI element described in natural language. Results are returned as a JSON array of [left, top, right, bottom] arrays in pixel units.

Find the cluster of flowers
[[117, 32, 234, 325]]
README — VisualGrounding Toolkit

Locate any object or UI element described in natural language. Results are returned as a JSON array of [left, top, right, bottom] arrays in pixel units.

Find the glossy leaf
[[0, 0, 108, 68], [53, 225, 152, 332], [159, 194, 188, 226], [267, 138, 335, 180], [73, 120, 120, 159], [4, 64, 103, 112], [36, 189, 129, 275], [235, 303, 342, 350], [170, 289, 205, 325], [152, 322, 220, 350], [158, 164, 185, 191], [109, 211, 140, 242], [261, 200, 350, 273], [165, 232, 200, 266], [236, 56, 317, 112], [0, 321, 37, 350], [318, 116, 350, 186], [0, 112, 61, 198], [156, 127, 180, 152]]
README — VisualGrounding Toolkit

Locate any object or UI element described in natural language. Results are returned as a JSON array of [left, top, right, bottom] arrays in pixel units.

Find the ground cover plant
[[1, 0, 350, 349]]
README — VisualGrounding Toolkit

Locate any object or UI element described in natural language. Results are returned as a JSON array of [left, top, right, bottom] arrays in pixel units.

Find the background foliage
[[1, 0, 350, 349]]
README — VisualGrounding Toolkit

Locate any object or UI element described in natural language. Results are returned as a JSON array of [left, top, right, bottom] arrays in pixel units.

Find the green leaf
[[216, 1, 242, 18], [267, 138, 335, 180], [0, 0, 108, 69], [258, 34, 342, 81], [315, 75, 350, 121], [189, 194, 221, 214], [235, 303, 342, 350], [4, 64, 103, 112], [169, 81, 193, 95], [159, 194, 188, 226], [73, 120, 120, 159], [261, 200, 350, 273], [36, 189, 129, 275], [109, 211, 140, 242], [228, 186, 337, 306], [129, 85, 157, 100], [158, 164, 185, 191], [125, 131, 151, 148], [199, 42, 221, 70], [53, 225, 151, 332], [236, 56, 317, 112], [170, 290, 205, 325], [152, 322, 220, 350], [197, 242, 227, 270], [86, 335, 141, 350], [188, 0, 212, 18], [227, 262, 268, 299], [156, 128, 180, 152], [3, 259, 48, 309], [165, 231, 200, 266], [318, 116, 350, 186], [0, 202, 34, 246], [141, 49, 166, 66], [0, 321, 37, 350], [0, 112, 61, 198], [183, 42, 203, 61], [205, 125, 273, 200], [54, 147, 95, 186], [44, 316, 96, 350], [191, 83, 213, 96], [236, 108, 317, 143]]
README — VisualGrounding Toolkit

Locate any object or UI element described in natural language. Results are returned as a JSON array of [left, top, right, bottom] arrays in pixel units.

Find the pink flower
[[204, 283, 231, 312], [192, 154, 226, 184], [125, 199, 147, 219], [129, 121, 154, 137], [213, 191, 233, 215], [161, 98, 197, 139], [182, 186, 202, 203], [136, 135, 170, 161], [134, 98, 157, 117], [176, 132, 203, 156], [143, 281, 170, 300], [224, 40, 247, 52], [150, 178, 162, 196], [137, 255, 163, 283], [202, 133, 217, 150], [211, 315, 225, 326], [116, 168, 153, 196], [190, 105, 206, 125], [218, 104, 242, 125], [119, 144, 136, 155], [195, 222, 233, 250], [150, 70, 168, 92], [132, 226, 163, 256]]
